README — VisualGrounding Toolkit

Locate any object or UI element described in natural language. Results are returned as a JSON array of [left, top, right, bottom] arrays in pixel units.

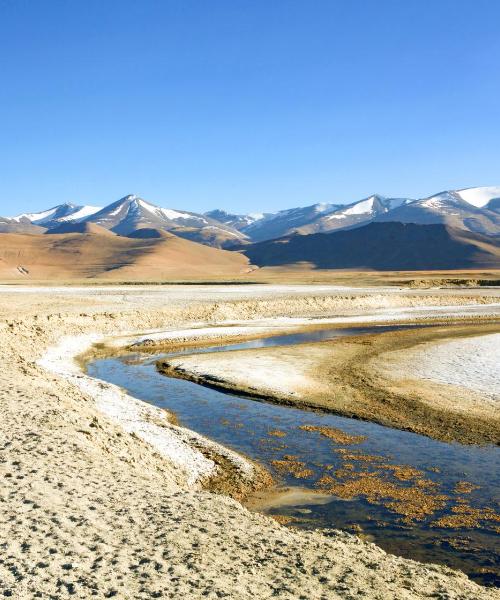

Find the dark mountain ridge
[[242, 222, 500, 271]]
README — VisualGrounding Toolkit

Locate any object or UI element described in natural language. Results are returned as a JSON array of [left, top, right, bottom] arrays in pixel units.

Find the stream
[[87, 324, 500, 587]]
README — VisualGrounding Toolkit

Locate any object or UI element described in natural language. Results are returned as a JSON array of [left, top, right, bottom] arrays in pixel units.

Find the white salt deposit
[[404, 333, 500, 402], [38, 334, 254, 485]]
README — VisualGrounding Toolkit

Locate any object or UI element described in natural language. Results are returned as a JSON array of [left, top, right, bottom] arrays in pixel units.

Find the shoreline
[[39, 333, 271, 500], [157, 321, 500, 445]]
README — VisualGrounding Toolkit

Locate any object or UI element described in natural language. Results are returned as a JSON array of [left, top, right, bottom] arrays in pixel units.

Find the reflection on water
[[87, 325, 500, 587], [146, 323, 418, 360]]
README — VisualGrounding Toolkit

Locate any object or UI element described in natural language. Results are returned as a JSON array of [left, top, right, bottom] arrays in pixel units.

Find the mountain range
[[2, 195, 247, 248], [0, 186, 499, 279], [242, 222, 500, 271], [207, 186, 500, 240], [3, 186, 500, 247]]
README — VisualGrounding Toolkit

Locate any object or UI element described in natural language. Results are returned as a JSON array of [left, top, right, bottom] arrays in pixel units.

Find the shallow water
[[87, 325, 500, 586], [145, 323, 416, 357]]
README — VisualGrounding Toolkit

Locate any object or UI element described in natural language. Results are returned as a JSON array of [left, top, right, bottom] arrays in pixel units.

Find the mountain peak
[[455, 186, 500, 208], [77, 195, 247, 247], [115, 194, 146, 208], [9, 203, 102, 227]]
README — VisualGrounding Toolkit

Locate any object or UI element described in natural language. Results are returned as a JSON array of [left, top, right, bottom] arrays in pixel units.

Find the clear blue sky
[[1, 0, 499, 215]]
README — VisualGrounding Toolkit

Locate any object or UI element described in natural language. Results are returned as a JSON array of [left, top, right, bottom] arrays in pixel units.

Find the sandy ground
[[0, 284, 499, 599]]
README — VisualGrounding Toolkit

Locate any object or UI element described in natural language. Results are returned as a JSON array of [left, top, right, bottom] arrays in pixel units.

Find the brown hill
[[242, 222, 500, 271], [170, 226, 250, 249], [0, 217, 45, 234], [126, 227, 172, 239], [47, 222, 117, 236], [0, 229, 251, 280]]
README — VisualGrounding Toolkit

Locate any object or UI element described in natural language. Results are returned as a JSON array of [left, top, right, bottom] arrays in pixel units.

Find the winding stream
[[87, 324, 500, 587]]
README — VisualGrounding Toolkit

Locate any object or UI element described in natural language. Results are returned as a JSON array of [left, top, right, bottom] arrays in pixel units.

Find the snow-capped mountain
[[0, 195, 246, 247], [0, 203, 102, 233], [204, 209, 270, 231], [206, 197, 413, 240], [2, 185, 499, 245], [208, 186, 500, 240], [11, 203, 102, 229], [212, 203, 342, 243], [376, 189, 500, 235], [454, 186, 500, 208], [243, 202, 343, 242], [294, 195, 414, 234], [83, 195, 247, 247]]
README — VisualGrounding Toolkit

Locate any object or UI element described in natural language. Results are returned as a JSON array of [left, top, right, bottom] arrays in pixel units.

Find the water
[[145, 323, 415, 359], [87, 325, 500, 586]]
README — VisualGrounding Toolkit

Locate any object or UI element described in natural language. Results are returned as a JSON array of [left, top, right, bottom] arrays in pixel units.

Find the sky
[[1, 0, 499, 215]]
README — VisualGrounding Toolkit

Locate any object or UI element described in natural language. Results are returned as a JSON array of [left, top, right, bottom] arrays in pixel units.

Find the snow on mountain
[[0, 216, 46, 234], [456, 186, 500, 208], [3, 185, 500, 243], [210, 197, 423, 240], [336, 195, 412, 216], [376, 190, 500, 235], [131, 198, 196, 222], [337, 195, 378, 216], [206, 204, 341, 241], [294, 195, 414, 234], [59, 205, 102, 222], [394, 191, 472, 212], [86, 195, 206, 233], [248, 212, 266, 221], [213, 187, 500, 240], [324, 198, 379, 221], [83, 195, 246, 248], [11, 203, 102, 227], [204, 209, 270, 231], [1, 195, 246, 247], [237, 203, 341, 242], [11, 207, 62, 224]]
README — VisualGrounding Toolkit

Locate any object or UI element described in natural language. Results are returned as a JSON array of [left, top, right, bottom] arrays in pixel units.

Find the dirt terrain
[[0, 228, 251, 280], [0, 284, 498, 599]]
